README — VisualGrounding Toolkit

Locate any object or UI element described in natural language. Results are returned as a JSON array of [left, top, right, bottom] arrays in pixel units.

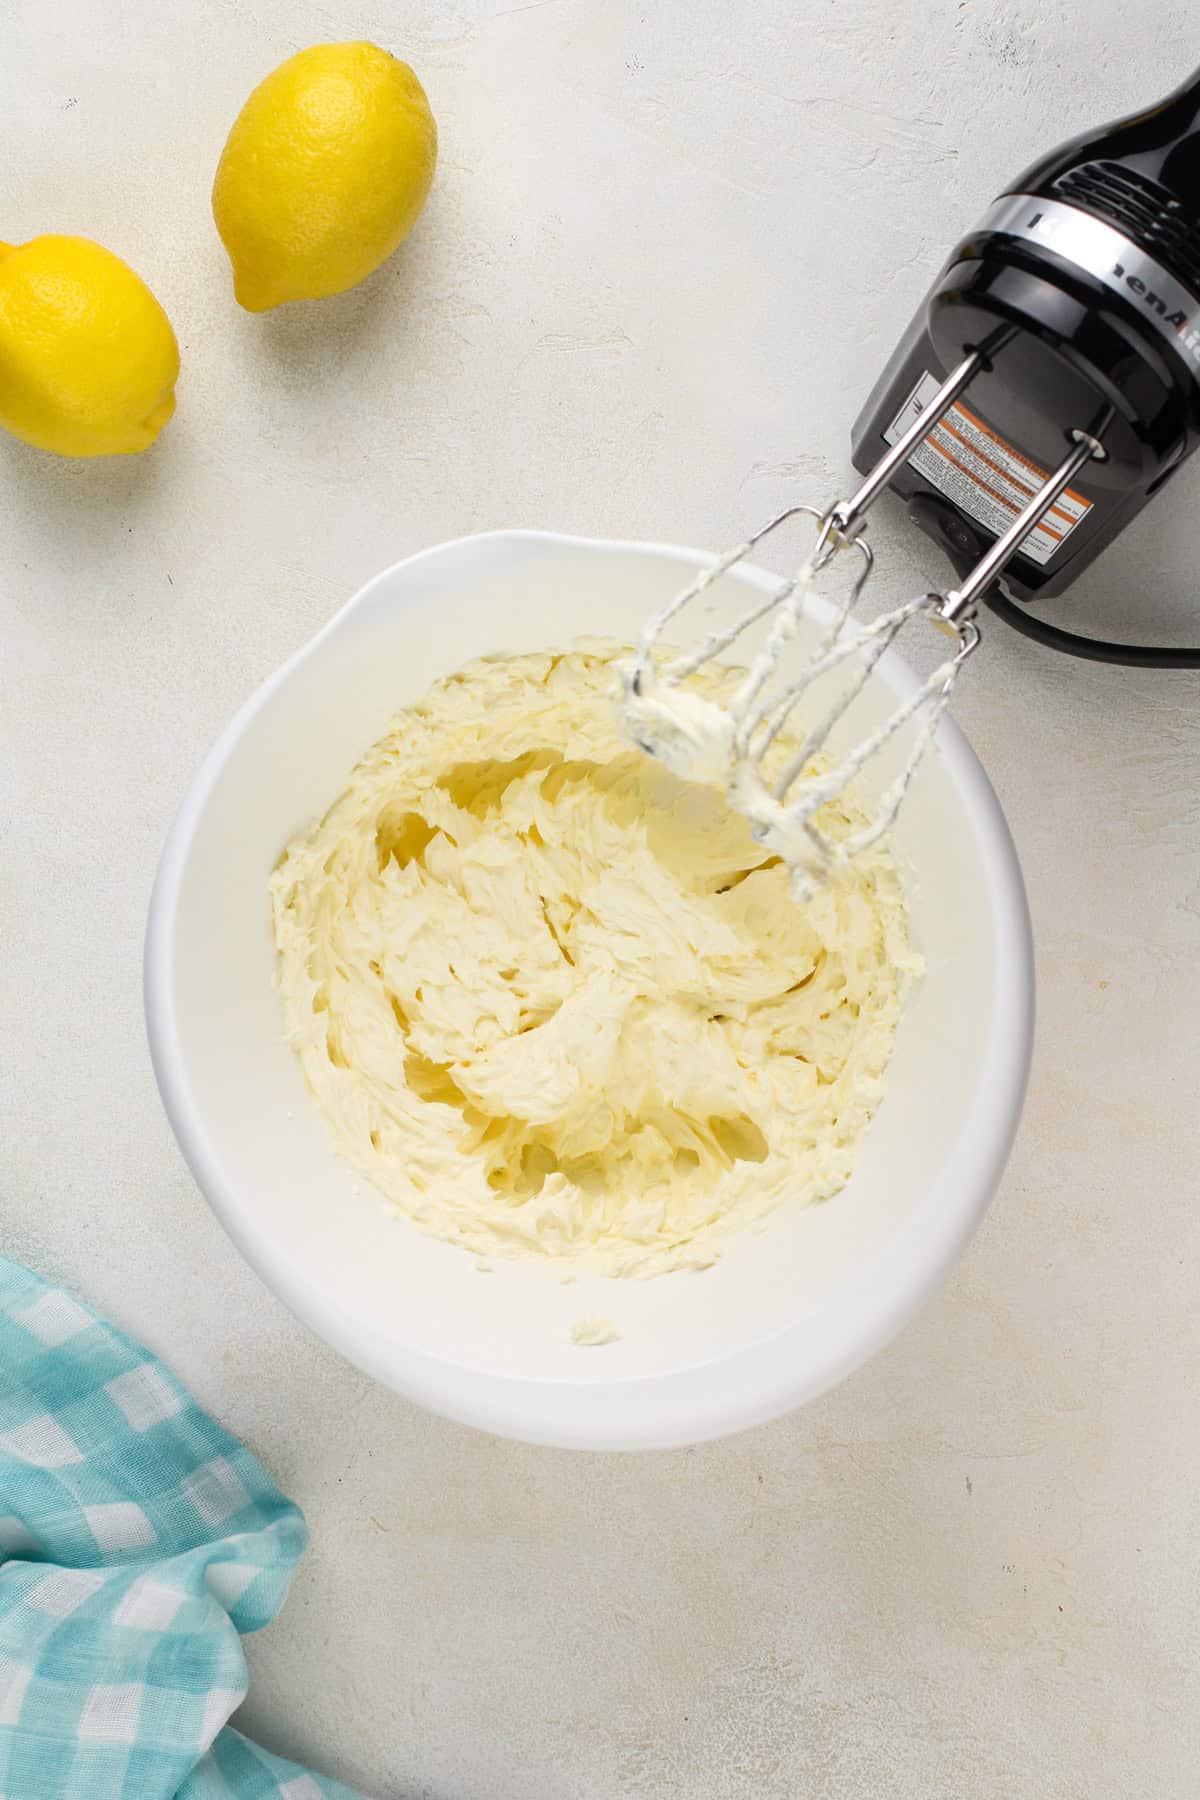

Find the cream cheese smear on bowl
[[270, 642, 920, 1280]]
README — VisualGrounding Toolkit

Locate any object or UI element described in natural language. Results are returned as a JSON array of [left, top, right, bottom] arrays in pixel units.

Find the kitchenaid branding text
[[1006, 199, 1200, 374], [1110, 263, 1200, 363]]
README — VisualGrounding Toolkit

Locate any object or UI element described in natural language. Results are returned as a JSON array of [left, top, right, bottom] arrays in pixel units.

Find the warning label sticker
[[884, 371, 1092, 567]]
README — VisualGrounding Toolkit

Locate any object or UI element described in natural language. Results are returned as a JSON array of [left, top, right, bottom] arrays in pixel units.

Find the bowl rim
[[145, 529, 1034, 1450]]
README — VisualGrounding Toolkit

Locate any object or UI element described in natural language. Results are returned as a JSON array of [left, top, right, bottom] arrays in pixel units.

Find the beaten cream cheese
[[570, 1315, 621, 1347], [270, 642, 920, 1277]]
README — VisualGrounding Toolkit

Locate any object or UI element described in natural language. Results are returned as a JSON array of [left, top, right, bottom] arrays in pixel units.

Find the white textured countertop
[[3, 3, 1199, 1795]]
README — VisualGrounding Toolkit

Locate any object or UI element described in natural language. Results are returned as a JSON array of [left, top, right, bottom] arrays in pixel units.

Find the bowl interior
[[149, 533, 1029, 1448]]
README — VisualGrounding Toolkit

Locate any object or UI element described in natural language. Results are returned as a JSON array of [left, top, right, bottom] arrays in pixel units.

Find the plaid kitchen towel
[[0, 1255, 363, 1798]]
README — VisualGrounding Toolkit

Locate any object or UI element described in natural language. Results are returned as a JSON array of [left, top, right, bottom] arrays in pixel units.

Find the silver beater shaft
[[826, 351, 983, 544], [623, 354, 1104, 894], [938, 429, 1104, 626]]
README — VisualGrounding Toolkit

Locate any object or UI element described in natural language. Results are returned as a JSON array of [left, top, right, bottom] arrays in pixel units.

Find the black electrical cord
[[985, 594, 1200, 667]]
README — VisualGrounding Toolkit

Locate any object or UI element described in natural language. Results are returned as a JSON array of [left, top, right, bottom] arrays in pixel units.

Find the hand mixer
[[624, 65, 1200, 894]]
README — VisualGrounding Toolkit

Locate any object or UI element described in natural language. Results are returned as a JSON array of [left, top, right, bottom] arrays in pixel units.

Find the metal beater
[[624, 66, 1200, 892]]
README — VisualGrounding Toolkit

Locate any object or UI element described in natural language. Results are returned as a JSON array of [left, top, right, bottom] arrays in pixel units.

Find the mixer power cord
[[985, 596, 1200, 668]]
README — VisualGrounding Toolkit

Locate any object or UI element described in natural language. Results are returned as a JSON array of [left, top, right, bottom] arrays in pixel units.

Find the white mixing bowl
[[145, 532, 1033, 1450]]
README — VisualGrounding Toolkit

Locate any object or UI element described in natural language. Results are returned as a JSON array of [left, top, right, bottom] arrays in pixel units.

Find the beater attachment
[[622, 352, 1104, 896]]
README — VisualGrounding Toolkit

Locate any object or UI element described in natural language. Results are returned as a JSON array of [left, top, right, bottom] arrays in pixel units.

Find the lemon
[[0, 236, 178, 458], [213, 42, 437, 312]]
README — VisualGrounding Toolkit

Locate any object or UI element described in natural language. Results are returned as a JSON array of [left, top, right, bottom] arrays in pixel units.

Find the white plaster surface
[[2, 3, 1199, 1794]]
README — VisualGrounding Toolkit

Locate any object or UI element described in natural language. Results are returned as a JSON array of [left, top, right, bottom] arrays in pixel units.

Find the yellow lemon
[[0, 236, 178, 458], [213, 41, 437, 312]]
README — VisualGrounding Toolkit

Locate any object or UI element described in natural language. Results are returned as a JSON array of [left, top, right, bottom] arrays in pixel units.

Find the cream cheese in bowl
[[145, 532, 1032, 1448], [270, 642, 920, 1280]]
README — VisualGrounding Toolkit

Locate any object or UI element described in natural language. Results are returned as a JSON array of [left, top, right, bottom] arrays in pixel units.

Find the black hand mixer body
[[851, 67, 1200, 660]]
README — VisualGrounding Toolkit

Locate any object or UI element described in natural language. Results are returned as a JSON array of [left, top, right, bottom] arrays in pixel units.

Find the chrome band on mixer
[[971, 194, 1200, 381]]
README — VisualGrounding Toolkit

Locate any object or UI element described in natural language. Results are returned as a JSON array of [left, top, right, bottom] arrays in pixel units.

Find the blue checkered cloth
[[0, 1256, 364, 1798]]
